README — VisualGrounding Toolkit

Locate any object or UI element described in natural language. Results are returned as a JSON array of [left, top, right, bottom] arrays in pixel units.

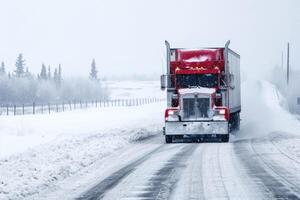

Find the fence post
[[56, 103, 58, 112], [62, 102, 65, 112], [6, 105, 9, 115], [14, 105, 16, 115], [33, 102, 35, 115], [48, 103, 51, 114], [22, 104, 25, 115]]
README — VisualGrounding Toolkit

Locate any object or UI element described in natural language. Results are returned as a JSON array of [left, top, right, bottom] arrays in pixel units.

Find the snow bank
[[0, 102, 165, 199], [239, 80, 300, 139]]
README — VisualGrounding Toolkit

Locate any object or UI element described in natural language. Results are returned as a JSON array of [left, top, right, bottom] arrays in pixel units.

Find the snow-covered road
[[2, 80, 300, 199], [40, 132, 300, 200]]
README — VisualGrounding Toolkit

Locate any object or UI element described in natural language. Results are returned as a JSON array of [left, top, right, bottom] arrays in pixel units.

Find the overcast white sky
[[0, 0, 299, 78]]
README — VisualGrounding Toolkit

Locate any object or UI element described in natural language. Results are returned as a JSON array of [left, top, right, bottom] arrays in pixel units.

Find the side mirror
[[160, 74, 166, 90]]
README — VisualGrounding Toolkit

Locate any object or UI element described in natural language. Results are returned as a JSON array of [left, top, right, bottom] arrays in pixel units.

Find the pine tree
[[15, 53, 25, 77], [24, 67, 31, 78], [0, 62, 5, 75], [89, 59, 98, 80], [40, 64, 47, 80], [47, 66, 51, 80], [55, 64, 62, 87], [53, 68, 59, 85], [58, 64, 62, 81]]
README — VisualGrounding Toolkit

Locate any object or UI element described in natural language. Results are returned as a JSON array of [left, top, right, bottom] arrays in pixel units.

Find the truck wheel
[[221, 134, 229, 143], [236, 113, 240, 131], [165, 135, 173, 143]]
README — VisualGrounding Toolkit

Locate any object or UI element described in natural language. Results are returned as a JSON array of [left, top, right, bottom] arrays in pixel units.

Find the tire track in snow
[[234, 138, 300, 199], [187, 144, 206, 200], [216, 144, 230, 199], [201, 144, 230, 199], [250, 138, 300, 197], [169, 143, 207, 200], [269, 134, 300, 165], [132, 144, 198, 200], [75, 145, 164, 200]]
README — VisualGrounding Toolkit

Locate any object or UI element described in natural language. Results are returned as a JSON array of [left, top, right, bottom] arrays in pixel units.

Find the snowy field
[[106, 80, 164, 99], [1, 80, 300, 199], [0, 81, 165, 199]]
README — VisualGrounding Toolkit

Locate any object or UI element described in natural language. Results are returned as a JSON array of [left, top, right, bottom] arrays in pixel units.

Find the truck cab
[[161, 41, 241, 143]]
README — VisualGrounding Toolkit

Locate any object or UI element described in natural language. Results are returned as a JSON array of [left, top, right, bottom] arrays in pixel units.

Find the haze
[[0, 0, 299, 78]]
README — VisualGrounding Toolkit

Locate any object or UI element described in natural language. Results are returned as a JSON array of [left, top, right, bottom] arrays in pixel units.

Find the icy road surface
[[38, 132, 300, 200], [2, 80, 300, 199]]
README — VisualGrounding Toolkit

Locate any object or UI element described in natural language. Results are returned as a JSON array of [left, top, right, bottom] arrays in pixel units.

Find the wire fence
[[0, 98, 165, 116]]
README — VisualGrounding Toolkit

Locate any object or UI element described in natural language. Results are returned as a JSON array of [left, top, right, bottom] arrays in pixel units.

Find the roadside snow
[[239, 80, 300, 139], [0, 102, 165, 200]]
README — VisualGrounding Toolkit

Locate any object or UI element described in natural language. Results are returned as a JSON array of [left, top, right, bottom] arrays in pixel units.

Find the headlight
[[168, 110, 175, 115], [218, 109, 226, 115], [165, 109, 179, 121], [213, 107, 229, 121]]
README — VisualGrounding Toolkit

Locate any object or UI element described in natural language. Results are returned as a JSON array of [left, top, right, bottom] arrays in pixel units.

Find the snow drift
[[0, 102, 164, 199]]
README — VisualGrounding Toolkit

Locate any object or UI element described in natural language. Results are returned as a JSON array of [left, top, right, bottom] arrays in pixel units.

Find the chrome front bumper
[[165, 121, 229, 135]]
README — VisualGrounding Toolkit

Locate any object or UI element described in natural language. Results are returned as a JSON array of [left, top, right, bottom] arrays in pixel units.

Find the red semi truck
[[161, 41, 241, 143]]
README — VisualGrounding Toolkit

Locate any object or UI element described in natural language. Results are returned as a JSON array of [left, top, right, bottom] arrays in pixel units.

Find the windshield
[[176, 74, 218, 88]]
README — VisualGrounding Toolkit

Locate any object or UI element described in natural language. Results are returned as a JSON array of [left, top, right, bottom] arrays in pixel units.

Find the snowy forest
[[0, 54, 109, 104]]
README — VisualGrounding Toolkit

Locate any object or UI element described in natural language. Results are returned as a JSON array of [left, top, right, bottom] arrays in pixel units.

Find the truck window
[[176, 74, 218, 88]]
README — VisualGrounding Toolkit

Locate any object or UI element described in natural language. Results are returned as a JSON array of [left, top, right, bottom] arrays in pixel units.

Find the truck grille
[[182, 97, 210, 120]]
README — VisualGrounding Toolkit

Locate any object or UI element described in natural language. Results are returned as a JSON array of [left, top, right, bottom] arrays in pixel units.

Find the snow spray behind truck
[[161, 41, 241, 143]]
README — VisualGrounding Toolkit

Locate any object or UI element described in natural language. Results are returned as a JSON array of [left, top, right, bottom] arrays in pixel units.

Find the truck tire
[[236, 113, 240, 131], [221, 134, 229, 142], [165, 135, 173, 143]]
